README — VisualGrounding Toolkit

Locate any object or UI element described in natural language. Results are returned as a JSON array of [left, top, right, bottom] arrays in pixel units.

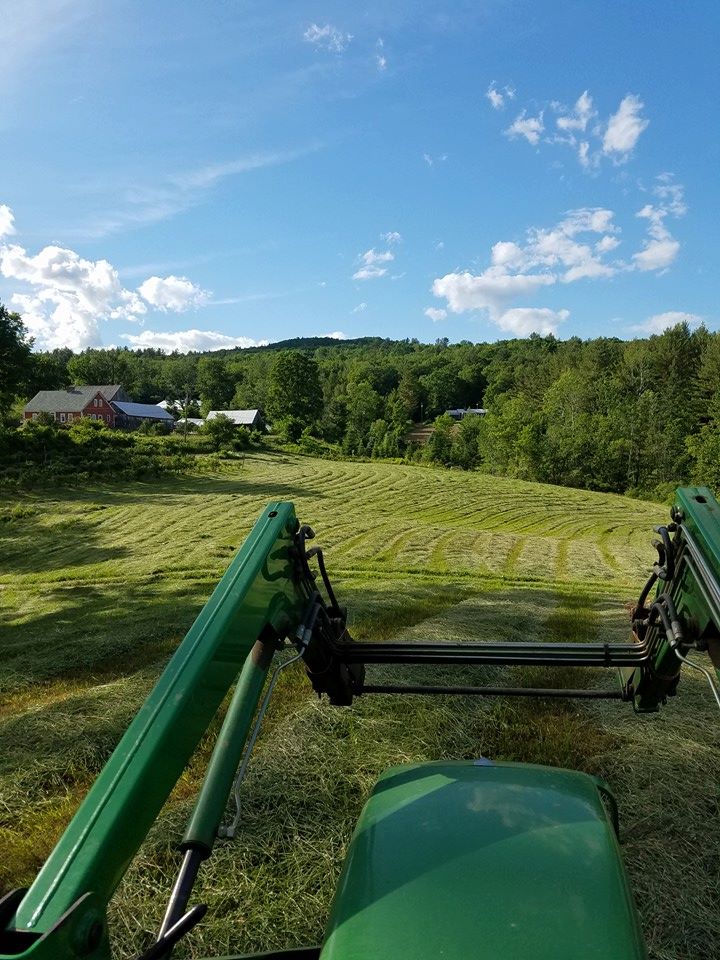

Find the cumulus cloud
[[138, 275, 208, 311], [352, 302, 367, 313], [382, 231, 402, 244], [497, 307, 569, 336], [431, 206, 625, 336], [488, 208, 621, 283], [424, 307, 447, 322], [319, 331, 347, 339], [603, 94, 649, 159], [422, 152, 448, 166], [303, 23, 352, 53], [352, 247, 394, 280], [637, 311, 703, 334], [432, 269, 555, 317], [486, 83, 515, 110], [505, 110, 544, 145], [0, 204, 15, 238], [556, 91, 595, 132], [1, 241, 146, 351], [0, 204, 210, 350], [632, 176, 685, 272], [494, 90, 648, 169], [122, 329, 267, 353]]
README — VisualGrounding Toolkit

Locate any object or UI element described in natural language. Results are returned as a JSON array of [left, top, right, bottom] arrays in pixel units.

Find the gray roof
[[24, 385, 122, 414], [207, 409, 261, 425], [112, 401, 175, 421]]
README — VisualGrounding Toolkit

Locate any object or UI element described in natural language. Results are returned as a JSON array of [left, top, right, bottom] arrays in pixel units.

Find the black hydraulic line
[[636, 571, 658, 611], [138, 904, 207, 960], [157, 847, 205, 943], [360, 683, 627, 700], [334, 640, 649, 667], [315, 548, 340, 614]]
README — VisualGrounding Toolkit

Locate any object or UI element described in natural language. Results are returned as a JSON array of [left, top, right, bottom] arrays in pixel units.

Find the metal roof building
[[112, 402, 175, 422], [206, 409, 264, 428]]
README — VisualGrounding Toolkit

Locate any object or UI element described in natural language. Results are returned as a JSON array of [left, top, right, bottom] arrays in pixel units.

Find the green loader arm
[[623, 486, 720, 711], [0, 502, 315, 960]]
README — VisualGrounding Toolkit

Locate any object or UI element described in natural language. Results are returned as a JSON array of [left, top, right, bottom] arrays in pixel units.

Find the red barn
[[23, 385, 129, 427]]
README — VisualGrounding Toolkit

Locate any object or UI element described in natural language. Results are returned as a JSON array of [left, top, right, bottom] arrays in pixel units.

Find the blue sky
[[1, 0, 718, 352]]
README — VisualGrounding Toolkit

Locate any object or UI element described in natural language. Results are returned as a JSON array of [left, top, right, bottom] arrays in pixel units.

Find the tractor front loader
[[2, 488, 719, 960]]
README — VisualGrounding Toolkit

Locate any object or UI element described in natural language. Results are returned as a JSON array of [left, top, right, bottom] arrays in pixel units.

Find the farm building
[[112, 402, 176, 429], [23, 385, 174, 430], [23, 385, 129, 427], [206, 409, 265, 430], [446, 407, 487, 420]]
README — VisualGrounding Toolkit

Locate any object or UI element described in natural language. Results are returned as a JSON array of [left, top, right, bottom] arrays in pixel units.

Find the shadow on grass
[[0, 509, 132, 575], [4, 471, 324, 509], [0, 579, 211, 694]]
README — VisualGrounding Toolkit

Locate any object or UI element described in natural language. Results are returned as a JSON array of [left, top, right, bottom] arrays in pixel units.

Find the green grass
[[1, 453, 718, 959]]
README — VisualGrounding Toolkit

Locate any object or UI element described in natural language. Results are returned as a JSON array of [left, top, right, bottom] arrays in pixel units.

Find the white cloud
[[376, 54, 387, 71], [434, 240, 444, 250], [1, 241, 146, 351], [432, 268, 555, 317], [596, 235, 620, 254], [382, 231, 402, 244], [352, 247, 394, 280], [633, 236, 680, 272], [303, 23, 352, 53], [352, 302, 367, 313], [431, 206, 623, 336], [0, 204, 209, 350], [497, 307, 569, 336], [486, 83, 515, 110], [319, 331, 347, 339], [491, 241, 524, 268], [424, 307, 447, 322], [556, 91, 595, 132], [0, 204, 15, 238], [602, 94, 649, 159], [122, 329, 267, 353], [487, 208, 621, 283], [138, 275, 208, 311], [635, 311, 703, 335], [505, 110, 544, 145], [422, 152, 448, 166], [632, 176, 685, 272], [495, 90, 647, 170]]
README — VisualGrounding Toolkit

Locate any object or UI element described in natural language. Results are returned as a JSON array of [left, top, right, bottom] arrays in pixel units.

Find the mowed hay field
[[2, 453, 720, 959]]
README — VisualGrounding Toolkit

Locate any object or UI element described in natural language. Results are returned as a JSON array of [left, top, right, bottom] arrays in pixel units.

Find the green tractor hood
[[321, 760, 646, 960]]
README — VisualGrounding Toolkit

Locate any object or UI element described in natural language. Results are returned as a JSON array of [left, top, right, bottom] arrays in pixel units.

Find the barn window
[[60, 413, 66, 422]]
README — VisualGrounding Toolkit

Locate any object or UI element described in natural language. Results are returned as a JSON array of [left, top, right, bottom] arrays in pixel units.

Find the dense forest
[[3, 303, 720, 499]]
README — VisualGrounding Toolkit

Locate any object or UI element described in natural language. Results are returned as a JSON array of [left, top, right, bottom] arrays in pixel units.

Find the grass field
[[1, 453, 719, 959]]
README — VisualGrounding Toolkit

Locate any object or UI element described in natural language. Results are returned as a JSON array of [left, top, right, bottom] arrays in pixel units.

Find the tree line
[[2, 302, 719, 499]]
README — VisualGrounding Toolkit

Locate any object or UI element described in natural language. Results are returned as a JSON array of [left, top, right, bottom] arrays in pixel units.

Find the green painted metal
[[320, 760, 646, 960], [629, 486, 720, 711], [673, 486, 720, 656], [4, 501, 306, 959], [183, 645, 272, 852]]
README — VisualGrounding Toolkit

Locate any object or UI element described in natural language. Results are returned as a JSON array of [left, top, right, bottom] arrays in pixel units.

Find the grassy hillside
[[1, 455, 719, 959]]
